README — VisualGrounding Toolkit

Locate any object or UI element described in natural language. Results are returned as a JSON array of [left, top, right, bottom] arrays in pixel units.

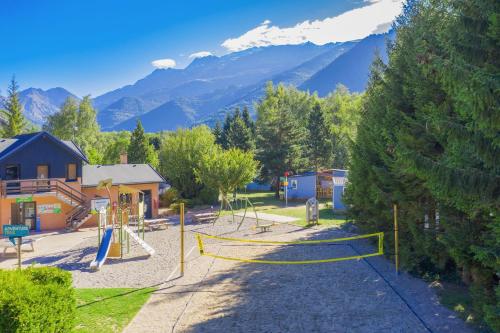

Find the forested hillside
[[346, 0, 499, 330]]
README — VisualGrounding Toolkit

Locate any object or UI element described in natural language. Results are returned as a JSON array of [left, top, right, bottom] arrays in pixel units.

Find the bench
[[144, 219, 172, 232], [2, 238, 36, 256], [128, 218, 172, 232], [256, 223, 273, 232], [193, 212, 218, 224]]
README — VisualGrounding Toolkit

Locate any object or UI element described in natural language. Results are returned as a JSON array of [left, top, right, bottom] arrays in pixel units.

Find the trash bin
[[35, 216, 41, 232]]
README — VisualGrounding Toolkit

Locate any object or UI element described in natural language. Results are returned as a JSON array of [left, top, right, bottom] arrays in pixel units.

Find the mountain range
[[9, 31, 394, 131]]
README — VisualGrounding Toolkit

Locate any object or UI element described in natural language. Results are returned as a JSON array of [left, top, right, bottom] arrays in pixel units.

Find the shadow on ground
[[159, 226, 470, 333]]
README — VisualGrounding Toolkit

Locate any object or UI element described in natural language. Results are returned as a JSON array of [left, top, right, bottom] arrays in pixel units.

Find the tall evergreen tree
[[256, 83, 305, 197], [346, 1, 500, 329], [305, 102, 332, 172], [128, 120, 151, 164], [213, 121, 224, 146], [1, 77, 27, 137], [241, 106, 255, 136], [219, 108, 255, 151]]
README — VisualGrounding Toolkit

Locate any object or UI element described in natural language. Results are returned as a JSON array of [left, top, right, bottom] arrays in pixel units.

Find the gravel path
[[17, 215, 471, 332], [122, 218, 472, 333]]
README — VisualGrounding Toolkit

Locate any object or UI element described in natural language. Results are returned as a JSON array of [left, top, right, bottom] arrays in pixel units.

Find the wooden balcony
[[0, 178, 87, 207]]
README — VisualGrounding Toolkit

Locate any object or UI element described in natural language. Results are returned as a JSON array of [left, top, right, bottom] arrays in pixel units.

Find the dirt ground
[[1, 215, 471, 332], [122, 217, 471, 333]]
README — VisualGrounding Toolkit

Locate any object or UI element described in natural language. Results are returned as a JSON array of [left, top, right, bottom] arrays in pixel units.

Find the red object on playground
[[284, 171, 289, 177]]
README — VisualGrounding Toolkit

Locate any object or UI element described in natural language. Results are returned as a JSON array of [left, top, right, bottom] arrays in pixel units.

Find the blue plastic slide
[[90, 228, 113, 270]]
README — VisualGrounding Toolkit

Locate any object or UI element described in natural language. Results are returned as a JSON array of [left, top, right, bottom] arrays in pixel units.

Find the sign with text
[[3, 224, 29, 238], [91, 198, 110, 213], [16, 196, 33, 203], [38, 203, 62, 214]]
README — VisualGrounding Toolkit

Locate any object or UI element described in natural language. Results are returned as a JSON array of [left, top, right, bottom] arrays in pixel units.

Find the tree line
[[213, 82, 362, 197], [0, 75, 362, 205], [346, 0, 499, 330]]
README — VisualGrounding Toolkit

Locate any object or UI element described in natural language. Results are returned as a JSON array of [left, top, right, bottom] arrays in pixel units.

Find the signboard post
[[284, 171, 289, 207], [3, 225, 30, 269]]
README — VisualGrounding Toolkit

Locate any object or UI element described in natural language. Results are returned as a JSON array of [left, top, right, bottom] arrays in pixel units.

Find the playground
[[2, 218, 470, 332], [0, 194, 472, 332]]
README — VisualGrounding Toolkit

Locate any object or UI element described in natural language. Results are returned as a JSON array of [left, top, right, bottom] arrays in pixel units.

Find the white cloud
[[189, 51, 213, 59], [151, 58, 176, 69], [221, 0, 404, 52]]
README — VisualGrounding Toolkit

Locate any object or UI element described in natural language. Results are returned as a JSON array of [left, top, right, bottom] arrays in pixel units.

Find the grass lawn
[[75, 288, 155, 333], [266, 205, 346, 227], [221, 191, 346, 227]]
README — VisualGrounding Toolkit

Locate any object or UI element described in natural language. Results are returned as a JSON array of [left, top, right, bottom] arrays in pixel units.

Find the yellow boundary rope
[[195, 232, 384, 265]]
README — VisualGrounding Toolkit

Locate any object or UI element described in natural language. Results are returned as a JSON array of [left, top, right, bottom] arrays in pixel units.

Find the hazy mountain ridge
[[15, 32, 393, 132], [96, 42, 340, 129], [19, 87, 80, 126], [300, 31, 395, 94]]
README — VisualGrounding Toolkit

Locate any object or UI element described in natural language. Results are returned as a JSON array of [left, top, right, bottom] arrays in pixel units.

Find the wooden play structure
[[90, 179, 155, 270]]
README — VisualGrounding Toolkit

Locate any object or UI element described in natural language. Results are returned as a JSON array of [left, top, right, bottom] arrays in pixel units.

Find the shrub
[[198, 186, 218, 205], [160, 188, 179, 208], [170, 199, 189, 214], [0, 267, 76, 332]]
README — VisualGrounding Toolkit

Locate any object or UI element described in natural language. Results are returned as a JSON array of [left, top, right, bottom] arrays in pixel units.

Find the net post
[[393, 204, 399, 274], [379, 232, 384, 254], [180, 203, 185, 276], [196, 234, 204, 255]]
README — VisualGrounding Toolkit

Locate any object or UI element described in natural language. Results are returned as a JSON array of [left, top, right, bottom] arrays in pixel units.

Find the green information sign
[[3, 224, 29, 238], [3, 225, 29, 269], [16, 196, 33, 203]]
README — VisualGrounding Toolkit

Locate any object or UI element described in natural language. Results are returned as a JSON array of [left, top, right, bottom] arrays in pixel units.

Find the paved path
[[0, 228, 95, 269], [124, 221, 472, 333]]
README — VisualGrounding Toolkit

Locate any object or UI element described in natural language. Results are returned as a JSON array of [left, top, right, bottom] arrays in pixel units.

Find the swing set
[[212, 194, 260, 230]]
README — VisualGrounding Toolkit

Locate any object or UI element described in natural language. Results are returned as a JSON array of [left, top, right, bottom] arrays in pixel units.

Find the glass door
[[22, 202, 36, 230]]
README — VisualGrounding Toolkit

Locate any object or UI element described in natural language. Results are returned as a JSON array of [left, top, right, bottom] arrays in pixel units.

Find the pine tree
[[305, 102, 332, 172], [256, 83, 305, 197], [242, 106, 255, 136], [226, 116, 255, 151], [128, 120, 150, 164], [213, 121, 224, 146], [1, 77, 26, 137], [346, 1, 500, 328]]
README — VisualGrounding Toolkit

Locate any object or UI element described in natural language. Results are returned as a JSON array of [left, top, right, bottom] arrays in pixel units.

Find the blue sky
[[0, 0, 403, 97]]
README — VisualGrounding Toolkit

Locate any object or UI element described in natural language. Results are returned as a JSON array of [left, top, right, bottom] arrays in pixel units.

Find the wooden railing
[[0, 178, 88, 207]]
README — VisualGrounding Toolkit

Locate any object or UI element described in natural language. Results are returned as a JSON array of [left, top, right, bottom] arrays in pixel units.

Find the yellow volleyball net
[[195, 232, 384, 265]]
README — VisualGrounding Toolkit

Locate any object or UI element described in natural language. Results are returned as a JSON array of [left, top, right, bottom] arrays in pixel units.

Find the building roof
[[0, 131, 88, 162], [82, 164, 165, 187]]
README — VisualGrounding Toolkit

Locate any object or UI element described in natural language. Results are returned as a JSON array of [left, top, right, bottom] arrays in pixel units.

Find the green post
[[17, 237, 22, 269], [120, 210, 123, 259], [142, 215, 145, 240], [98, 221, 101, 247]]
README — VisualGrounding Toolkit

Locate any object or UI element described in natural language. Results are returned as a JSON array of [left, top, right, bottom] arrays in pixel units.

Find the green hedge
[[0, 267, 76, 332]]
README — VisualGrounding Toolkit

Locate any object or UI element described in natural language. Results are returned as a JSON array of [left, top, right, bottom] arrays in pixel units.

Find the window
[[37, 165, 49, 179], [67, 163, 77, 181], [5, 165, 19, 180], [291, 180, 298, 190]]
